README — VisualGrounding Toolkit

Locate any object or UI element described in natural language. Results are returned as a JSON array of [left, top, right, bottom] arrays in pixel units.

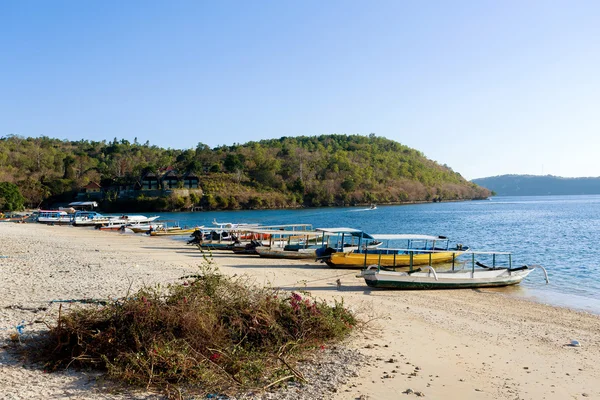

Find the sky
[[1, 1, 599, 180]]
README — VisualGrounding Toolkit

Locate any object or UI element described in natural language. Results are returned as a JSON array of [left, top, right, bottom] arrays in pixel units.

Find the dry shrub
[[32, 264, 356, 395]]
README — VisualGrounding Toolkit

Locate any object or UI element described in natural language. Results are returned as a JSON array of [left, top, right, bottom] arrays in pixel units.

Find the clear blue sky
[[1, 1, 599, 180]]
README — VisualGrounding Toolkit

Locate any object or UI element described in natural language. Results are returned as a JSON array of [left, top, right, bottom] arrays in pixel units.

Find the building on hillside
[[182, 171, 200, 189], [84, 182, 102, 193], [75, 181, 103, 200], [140, 172, 160, 190], [161, 170, 180, 189]]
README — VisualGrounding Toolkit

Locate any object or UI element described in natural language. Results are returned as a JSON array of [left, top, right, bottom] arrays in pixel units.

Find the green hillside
[[0, 134, 490, 211]]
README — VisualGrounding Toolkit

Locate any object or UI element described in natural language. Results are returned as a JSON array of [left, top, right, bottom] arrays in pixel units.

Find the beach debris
[[569, 340, 581, 347], [403, 388, 414, 394]]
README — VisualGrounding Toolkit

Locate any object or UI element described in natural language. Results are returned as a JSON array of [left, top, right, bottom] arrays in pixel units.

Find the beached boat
[[72, 211, 115, 226], [255, 246, 317, 259], [314, 228, 382, 260], [253, 229, 323, 259], [149, 227, 197, 236], [193, 227, 241, 250], [0, 212, 26, 223], [94, 214, 160, 229], [323, 234, 467, 268], [360, 250, 549, 289], [36, 210, 73, 225]]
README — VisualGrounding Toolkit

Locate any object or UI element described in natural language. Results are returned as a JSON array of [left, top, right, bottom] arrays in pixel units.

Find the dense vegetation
[[25, 265, 356, 396], [0, 134, 490, 210], [472, 175, 600, 196], [0, 182, 26, 211]]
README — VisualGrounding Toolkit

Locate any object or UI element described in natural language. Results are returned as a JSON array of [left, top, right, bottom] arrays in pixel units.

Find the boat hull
[[149, 228, 196, 236], [362, 267, 533, 289], [326, 250, 463, 268], [255, 246, 317, 259]]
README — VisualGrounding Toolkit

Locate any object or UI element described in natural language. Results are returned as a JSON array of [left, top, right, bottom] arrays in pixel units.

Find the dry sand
[[0, 223, 599, 400]]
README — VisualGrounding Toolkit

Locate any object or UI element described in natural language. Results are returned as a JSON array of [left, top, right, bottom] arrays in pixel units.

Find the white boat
[[72, 211, 114, 226], [36, 210, 73, 225], [73, 211, 159, 226], [360, 250, 548, 289]]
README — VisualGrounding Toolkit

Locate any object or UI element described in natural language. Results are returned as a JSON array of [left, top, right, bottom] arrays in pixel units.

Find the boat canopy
[[246, 229, 320, 237], [370, 234, 447, 241], [253, 224, 313, 231], [316, 228, 375, 239], [69, 201, 99, 208]]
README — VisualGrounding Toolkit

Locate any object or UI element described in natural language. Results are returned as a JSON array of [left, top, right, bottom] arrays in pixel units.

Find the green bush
[[0, 182, 25, 211]]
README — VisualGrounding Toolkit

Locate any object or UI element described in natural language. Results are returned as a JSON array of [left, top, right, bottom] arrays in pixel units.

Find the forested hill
[[0, 134, 490, 211], [472, 175, 600, 196]]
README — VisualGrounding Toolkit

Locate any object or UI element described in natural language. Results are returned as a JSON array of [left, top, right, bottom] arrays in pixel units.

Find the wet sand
[[1, 223, 599, 399]]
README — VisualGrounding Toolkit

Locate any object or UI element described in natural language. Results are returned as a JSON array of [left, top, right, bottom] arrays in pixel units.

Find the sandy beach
[[1, 223, 599, 400]]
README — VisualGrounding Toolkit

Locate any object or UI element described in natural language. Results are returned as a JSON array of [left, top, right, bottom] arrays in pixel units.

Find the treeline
[[0, 134, 490, 210], [472, 174, 600, 196]]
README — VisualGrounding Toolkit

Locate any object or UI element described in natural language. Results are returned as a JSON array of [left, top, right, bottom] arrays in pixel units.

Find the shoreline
[[1, 223, 599, 399]]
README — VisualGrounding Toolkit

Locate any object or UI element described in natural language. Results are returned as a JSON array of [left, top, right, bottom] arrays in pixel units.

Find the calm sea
[[151, 195, 600, 314]]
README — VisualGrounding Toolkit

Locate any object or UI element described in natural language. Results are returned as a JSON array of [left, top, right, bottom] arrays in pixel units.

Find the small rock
[[582, 394, 589, 398], [364, 344, 374, 349], [403, 388, 414, 394], [415, 392, 424, 397], [523, 367, 529, 370]]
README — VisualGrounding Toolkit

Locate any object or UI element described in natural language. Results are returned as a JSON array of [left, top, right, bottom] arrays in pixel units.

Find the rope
[[276, 271, 358, 288]]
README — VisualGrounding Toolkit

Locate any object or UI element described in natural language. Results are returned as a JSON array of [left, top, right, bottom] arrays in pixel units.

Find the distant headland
[[472, 174, 600, 196]]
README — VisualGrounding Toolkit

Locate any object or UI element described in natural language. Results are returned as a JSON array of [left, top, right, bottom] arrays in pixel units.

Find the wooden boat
[[149, 227, 197, 236], [255, 246, 317, 259], [324, 234, 467, 268], [0, 213, 26, 223], [314, 228, 382, 260], [253, 229, 323, 259], [360, 250, 548, 289]]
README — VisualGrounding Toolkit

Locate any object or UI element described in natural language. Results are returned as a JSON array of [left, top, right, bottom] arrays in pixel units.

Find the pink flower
[[209, 353, 221, 362]]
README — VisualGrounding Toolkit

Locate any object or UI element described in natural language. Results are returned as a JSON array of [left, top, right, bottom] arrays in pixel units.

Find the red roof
[[84, 182, 101, 189]]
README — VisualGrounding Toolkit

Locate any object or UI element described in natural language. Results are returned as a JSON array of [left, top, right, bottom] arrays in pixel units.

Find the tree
[[0, 182, 25, 211]]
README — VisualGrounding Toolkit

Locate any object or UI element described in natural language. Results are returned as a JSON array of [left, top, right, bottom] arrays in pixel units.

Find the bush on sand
[[28, 263, 356, 396]]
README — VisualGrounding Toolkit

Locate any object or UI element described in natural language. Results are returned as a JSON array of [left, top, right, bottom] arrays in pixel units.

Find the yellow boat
[[149, 227, 198, 236], [324, 234, 468, 268]]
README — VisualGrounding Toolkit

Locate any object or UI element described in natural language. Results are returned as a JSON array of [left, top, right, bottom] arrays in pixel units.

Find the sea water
[[152, 195, 600, 314]]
